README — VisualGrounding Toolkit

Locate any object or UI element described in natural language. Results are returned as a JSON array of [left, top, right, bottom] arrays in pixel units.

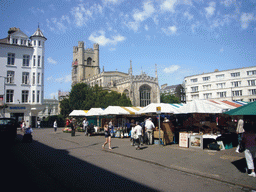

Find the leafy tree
[[60, 98, 72, 117], [160, 93, 180, 104]]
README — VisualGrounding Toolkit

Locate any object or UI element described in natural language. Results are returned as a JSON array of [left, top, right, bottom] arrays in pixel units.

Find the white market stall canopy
[[136, 103, 179, 114], [69, 110, 88, 116], [176, 100, 227, 114], [100, 106, 143, 115], [85, 108, 104, 116]]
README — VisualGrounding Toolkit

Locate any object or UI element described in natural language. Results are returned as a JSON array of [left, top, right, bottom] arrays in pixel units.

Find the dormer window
[[38, 41, 41, 46]]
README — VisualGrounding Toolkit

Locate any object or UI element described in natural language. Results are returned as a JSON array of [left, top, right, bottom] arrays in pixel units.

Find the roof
[[30, 27, 47, 40]]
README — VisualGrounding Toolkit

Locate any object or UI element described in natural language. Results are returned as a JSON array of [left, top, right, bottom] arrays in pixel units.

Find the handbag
[[238, 142, 245, 153]]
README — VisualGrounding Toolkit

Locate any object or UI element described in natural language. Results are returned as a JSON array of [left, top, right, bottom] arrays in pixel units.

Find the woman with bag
[[102, 122, 112, 150], [242, 123, 256, 177]]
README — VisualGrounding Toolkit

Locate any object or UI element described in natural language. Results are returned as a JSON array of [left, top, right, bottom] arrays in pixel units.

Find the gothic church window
[[87, 57, 92, 65], [140, 85, 151, 107]]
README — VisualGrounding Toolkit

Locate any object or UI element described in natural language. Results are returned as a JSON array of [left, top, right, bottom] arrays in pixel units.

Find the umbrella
[[136, 103, 178, 114], [224, 101, 255, 115], [177, 100, 225, 114], [69, 110, 88, 116], [85, 108, 104, 116]]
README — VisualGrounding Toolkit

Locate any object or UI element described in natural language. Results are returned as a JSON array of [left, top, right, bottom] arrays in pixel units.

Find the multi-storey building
[[160, 84, 186, 103], [0, 27, 46, 127], [184, 66, 256, 102], [72, 41, 160, 106]]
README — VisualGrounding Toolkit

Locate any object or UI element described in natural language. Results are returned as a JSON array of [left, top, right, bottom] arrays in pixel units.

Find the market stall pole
[[156, 106, 161, 145]]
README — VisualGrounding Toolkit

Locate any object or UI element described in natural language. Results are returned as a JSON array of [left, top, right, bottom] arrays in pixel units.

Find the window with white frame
[[190, 78, 197, 83], [38, 55, 41, 67], [33, 55, 36, 66], [248, 80, 256, 86], [33, 72, 35, 85], [7, 53, 15, 65], [249, 98, 256, 102], [216, 74, 225, 79], [203, 84, 211, 90], [34, 40, 36, 46], [231, 72, 240, 77], [203, 93, 212, 99], [202, 76, 210, 81], [217, 92, 226, 98], [216, 83, 225, 88], [38, 41, 41, 46], [22, 90, 29, 103], [23, 55, 30, 66], [6, 90, 14, 103], [22, 72, 29, 85], [37, 73, 40, 84], [191, 86, 198, 92], [231, 81, 241, 87], [232, 90, 242, 97], [37, 90, 40, 103], [191, 94, 199, 99], [32, 90, 35, 103], [7, 71, 14, 84], [247, 70, 256, 76], [249, 89, 256, 95]]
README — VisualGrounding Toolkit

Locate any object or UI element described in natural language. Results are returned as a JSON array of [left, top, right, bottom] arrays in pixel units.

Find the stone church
[[71, 41, 160, 107]]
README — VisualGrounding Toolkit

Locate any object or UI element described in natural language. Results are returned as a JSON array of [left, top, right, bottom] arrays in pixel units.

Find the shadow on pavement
[[231, 157, 255, 174], [0, 134, 158, 192]]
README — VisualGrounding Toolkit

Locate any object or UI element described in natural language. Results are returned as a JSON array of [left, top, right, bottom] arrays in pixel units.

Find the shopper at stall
[[236, 119, 245, 153], [83, 117, 89, 136], [53, 120, 57, 133], [133, 121, 143, 150], [242, 123, 256, 177], [145, 118, 155, 145], [103, 122, 112, 150]]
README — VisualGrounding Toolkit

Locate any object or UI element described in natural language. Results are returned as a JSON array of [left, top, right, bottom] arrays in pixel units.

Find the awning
[[85, 108, 104, 116], [69, 110, 88, 116], [136, 103, 179, 114], [223, 101, 255, 115]]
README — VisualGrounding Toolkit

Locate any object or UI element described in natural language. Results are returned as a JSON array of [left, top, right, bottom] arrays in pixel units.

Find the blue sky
[[1, 0, 256, 99]]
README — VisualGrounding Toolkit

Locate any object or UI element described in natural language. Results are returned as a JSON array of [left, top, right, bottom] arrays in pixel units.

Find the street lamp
[[0, 76, 6, 118]]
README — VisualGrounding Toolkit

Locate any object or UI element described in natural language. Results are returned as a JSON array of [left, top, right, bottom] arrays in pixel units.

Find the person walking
[[53, 120, 57, 133], [241, 123, 256, 177], [83, 117, 89, 136], [102, 122, 112, 150], [133, 121, 143, 150], [21, 120, 26, 132], [145, 118, 155, 145], [236, 119, 245, 153], [37, 119, 41, 129], [71, 117, 76, 136]]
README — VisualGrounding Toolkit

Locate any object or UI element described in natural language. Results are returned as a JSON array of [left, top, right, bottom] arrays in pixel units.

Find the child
[[23, 126, 33, 142]]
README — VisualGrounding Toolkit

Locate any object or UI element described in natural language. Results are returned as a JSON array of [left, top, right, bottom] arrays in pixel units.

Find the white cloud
[[160, 0, 178, 12], [103, 0, 119, 4], [240, 12, 256, 29], [164, 65, 180, 73], [47, 15, 71, 33], [55, 75, 71, 83], [184, 11, 193, 20], [88, 30, 126, 46], [221, 0, 236, 7], [145, 24, 149, 31], [205, 2, 216, 17], [133, 1, 155, 22], [161, 26, 177, 35], [47, 57, 57, 64]]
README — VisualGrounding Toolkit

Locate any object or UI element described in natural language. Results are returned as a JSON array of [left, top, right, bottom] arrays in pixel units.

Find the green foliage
[[60, 83, 132, 118], [160, 93, 180, 104]]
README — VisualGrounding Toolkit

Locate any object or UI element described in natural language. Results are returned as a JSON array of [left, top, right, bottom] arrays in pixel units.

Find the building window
[[191, 86, 198, 92], [216, 74, 225, 79], [248, 80, 256, 86], [140, 85, 151, 107], [231, 81, 241, 87], [247, 70, 256, 76], [38, 41, 41, 46], [24, 40, 26, 45], [216, 83, 225, 89], [203, 84, 211, 90], [21, 39, 23, 45], [33, 72, 35, 85], [202, 76, 210, 81], [33, 55, 36, 66], [231, 72, 240, 77], [23, 55, 30, 66], [232, 90, 242, 97], [7, 53, 15, 65], [37, 73, 40, 84], [203, 93, 212, 99], [22, 72, 29, 85], [87, 57, 92, 66], [32, 90, 35, 103], [7, 71, 14, 84], [217, 92, 226, 98], [190, 78, 197, 83], [22, 90, 29, 103], [249, 89, 256, 95], [34, 40, 36, 46], [191, 94, 199, 100], [38, 56, 41, 67], [249, 98, 256, 102], [6, 90, 14, 103], [37, 90, 40, 103]]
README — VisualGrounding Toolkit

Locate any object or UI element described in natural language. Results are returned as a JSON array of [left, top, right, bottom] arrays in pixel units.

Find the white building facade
[[184, 66, 256, 102], [0, 27, 46, 127]]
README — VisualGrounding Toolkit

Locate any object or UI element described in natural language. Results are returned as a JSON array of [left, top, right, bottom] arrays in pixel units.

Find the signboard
[[189, 135, 203, 149], [156, 106, 161, 114], [179, 132, 189, 148]]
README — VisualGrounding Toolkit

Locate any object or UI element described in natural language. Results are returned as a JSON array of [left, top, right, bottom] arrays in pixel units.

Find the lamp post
[[0, 76, 6, 118]]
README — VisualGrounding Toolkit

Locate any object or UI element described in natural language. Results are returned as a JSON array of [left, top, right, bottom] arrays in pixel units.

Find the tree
[[60, 98, 72, 117], [160, 93, 180, 104]]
